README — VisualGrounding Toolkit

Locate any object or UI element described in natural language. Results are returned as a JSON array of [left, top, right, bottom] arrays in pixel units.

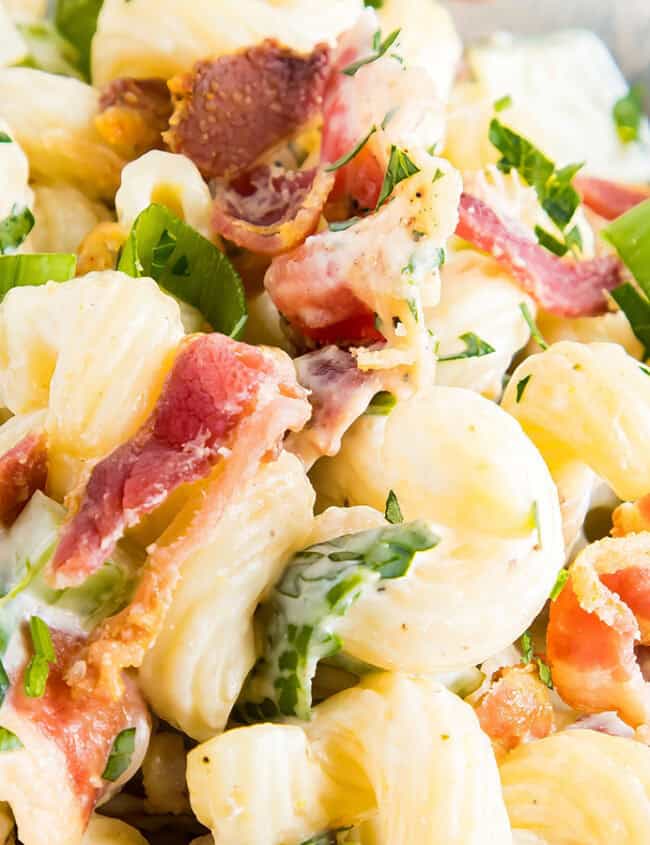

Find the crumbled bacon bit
[[0, 432, 47, 526], [96, 77, 173, 159], [575, 177, 650, 221]]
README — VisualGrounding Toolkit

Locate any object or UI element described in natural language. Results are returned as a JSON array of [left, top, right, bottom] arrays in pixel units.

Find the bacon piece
[[0, 432, 47, 526], [575, 177, 650, 221], [474, 665, 555, 756], [457, 193, 623, 317], [0, 631, 149, 845], [165, 40, 330, 181], [63, 341, 310, 696], [547, 533, 650, 727], [211, 165, 334, 255], [95, 77, 172, 159], [286, 346, 384, 467]]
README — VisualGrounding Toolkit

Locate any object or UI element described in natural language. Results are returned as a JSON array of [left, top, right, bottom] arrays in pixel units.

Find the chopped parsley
[[342, 28, 401, 77], [0, 133, 11, 143], [613, 84, 644, 144], [103, 727, 137, 781], [384, 490, 403, 524], [438, 332, 495, 362], [515, 374, 532, 403], [489, 118, 583, 254], [24, 616, 56, 699], [0, 661, 9, 708], [534, 224, 582, 258], [0, 728, 23, 752], [365, 391, 397, 416], [0, 206, 35, 254], [531, 501, 543, 548], [493, 94, 512, 113], [520, 630, 553, 688], [300, 829, 353, 845], [324, 125, 377, 173], [536, 658, 553, 689], [550, 568, 569, 601], [376, 145, 420, 209], [520, 630, 534, 664], [519, 302, 548, 350]]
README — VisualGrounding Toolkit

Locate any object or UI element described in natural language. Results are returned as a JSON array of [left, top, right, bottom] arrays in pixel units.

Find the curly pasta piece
[[82, 817, 148, 845], [430, 250, 533, 399], [139, 451, 315, 740], [500, 730, 650, 844], [92, 0, 362, 84], [0, 69, 124, 200], [187, 674, 511, 845], [312, 385, 564, 670], [502, 341, 650, 501], [25, 185, 112, 255], [115, 151, 213, 239], [0, 270, 184, 499], [537, 311, 643, 360]]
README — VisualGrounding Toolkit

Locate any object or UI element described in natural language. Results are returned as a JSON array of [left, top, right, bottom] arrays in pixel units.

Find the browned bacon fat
[[0, 432, 47, 526], [95, 77, 173, 159], [0, 631, 149, 845], [575, 177, 650, 221], [165, 40, 330, 181], [47, 337, 309, 696], [211, 164, 334, 255], [457, 193, 623, 317]]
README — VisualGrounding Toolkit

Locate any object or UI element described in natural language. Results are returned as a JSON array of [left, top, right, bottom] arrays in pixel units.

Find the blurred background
[[443, 0, 650, 103]]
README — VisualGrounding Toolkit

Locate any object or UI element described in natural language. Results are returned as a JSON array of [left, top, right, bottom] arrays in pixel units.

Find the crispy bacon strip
[[575, 177, 650, 221], [474, 665, 555, 756], [547, 533, 650, 727], [211, 165, 334, 255], [165, 40, 330, 181], [0, 432, 47, 526], [0, 631, 149, 845], [50, 335, 309, 591], [286, 346, 383, 468], [62, 339, 310, 696], [457, 193, 623, 317], [95, 77, 172, 159]]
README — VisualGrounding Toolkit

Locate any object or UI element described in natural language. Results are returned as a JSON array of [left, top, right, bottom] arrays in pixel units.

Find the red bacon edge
[[457, 193, 623, 317], [575, 177, 650, 221], [0, 432, 47, 527]]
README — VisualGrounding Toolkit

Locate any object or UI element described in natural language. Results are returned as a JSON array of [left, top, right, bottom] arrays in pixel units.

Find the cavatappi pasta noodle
[[1, 1, 650, 843]]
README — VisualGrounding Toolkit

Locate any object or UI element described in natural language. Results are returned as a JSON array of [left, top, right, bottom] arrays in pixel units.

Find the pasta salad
[[1, 1, 650, 843]]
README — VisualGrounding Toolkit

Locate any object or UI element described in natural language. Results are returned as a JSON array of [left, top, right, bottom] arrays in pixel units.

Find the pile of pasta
[[1, 0, 650, 844]]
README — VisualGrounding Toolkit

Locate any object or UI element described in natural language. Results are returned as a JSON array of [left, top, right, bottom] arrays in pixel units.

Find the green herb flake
[[520, 302, 548, 350], [438, 331, 495, 362], [300, 829, 353, 845], [118, 203, 247, 338], [0, 133, 12, 144], [342, 28, 401, 77], [365, 391, 396, 416], [237, 522, 438, 720], [24, 616, 56, 699], [329, 217, 362, 233], [602, 199, 650, 294], [536, 658, 553, 689], [520, 630, 533, 664], [54, 0, 104, 80], [0, 206, 35, 255], [613, 84, 644, 144], [384, 490, 403, 524], [432, 168, 444, 183], [376, 145, 420, 209], [493, 94, 512, 113], [102, 727, 136, 781], [531, 500, 543, 548], [0, 728, 23, 752], [534, 225, 569, 257], [515, 374, 532, 403], [550, 568, 569, 601], [0, 661, 9, 708], [324, 126, 377, 173]]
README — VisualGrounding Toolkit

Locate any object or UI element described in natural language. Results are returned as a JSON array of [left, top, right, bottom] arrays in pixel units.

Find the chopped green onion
[[54, 0, 104, 80], [102, 727, 136, 781], [0, 133, 11, 143], [550, 569, 569, 601], [515, 374, 532, 403], [384, 489, 403, 524], [613, 84, 644, 144], [329, 217, 362, 233], [535, 225, 570, 257], [536, 658, 553, 689], [520, 302, 548, 350], [16, 21, 83, 79], [24, 616, 56, 698], [376, 145, 420, 210], [363, 0, 384, 7], [324, 126, 377, 173], [438, 331, 495, 362], [602, 199, 650, 294], [342, 28, 401, 77], [118, 203, 247, 338], [365, 391, 396, 416], [610, 284, 650, 357], [0, 206, 35, 255], [494, 94, 512, 113], [0, 661, 9, 707], [0, 254, 76, 302], [520, 630, 533, 664], [0, 728, 23, 752]]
